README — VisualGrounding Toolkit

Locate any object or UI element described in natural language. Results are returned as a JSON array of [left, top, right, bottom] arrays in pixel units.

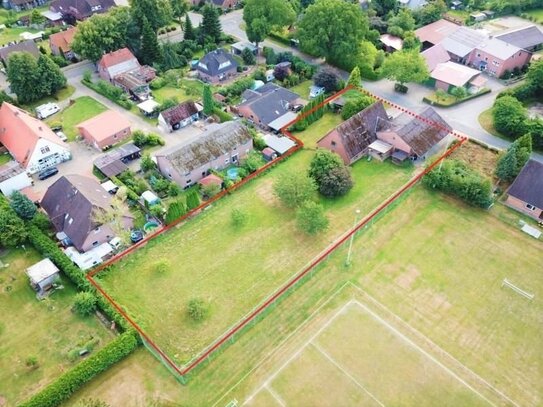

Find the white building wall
[[0, 171, 32, 195], [26, 138, 71, 174]]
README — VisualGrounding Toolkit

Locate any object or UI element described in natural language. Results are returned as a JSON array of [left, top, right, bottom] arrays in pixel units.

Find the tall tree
[[9, 191, 36, 220], [296, 200, 329, 235], [297, 0, 369, 69], [313, 68, 340, 92], [243, 0, 296, 49], [37, 54, 67, 96], [203, 83, 214, 115], [492, 96, 527, 138], [130, 0, 172, 32], [526, 59, 543, 94], [414, 0, 447, 26], [372, 0, 398, 16], [6, 52, 40, 103], [30, 8, 45, 25], [381, 50, 429, 85], [183, 13, 195, 41], [140, 18, 162, 65], [72, 13, 127, 62], [346, 66, 362, 88], [200, 4, 222, 44], [170, 0, 188, 27], [387, 8, 415, 38], [273, 172, 316, 208], [0, 209, 27, 247]]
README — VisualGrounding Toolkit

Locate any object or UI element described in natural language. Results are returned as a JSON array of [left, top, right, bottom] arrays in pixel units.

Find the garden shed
[[26, 258, 60, 298], [142, 190, 160, 206]]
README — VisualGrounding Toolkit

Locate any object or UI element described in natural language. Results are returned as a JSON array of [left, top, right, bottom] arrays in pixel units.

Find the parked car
[[130, 229, 144, 243], [309, 86, 325, 99], [291, 104, 303, 112], [35, 103, 60, 120], [38, 166, 58, 180]]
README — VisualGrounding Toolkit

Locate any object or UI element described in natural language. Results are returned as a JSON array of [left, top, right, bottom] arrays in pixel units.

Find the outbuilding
[[26, 258, 60, 298], [77, 110, 132, 151]]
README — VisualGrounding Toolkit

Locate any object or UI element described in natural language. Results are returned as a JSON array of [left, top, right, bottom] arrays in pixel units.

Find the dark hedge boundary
[[19, 331, 138, 407], [19, 226, 139, 407]]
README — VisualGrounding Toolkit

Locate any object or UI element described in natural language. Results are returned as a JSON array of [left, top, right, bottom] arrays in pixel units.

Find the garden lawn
[[0, 248, 113, 405], [47, 96, 107, 141], [291, 111, 343, 148], [96, 149, 414, 364], [152, 79, 205, 104], [525, 8, 543, 21], [289, 80, 312, 99]]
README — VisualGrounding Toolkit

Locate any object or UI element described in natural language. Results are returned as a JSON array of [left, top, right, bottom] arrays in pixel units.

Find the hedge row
[[27, 225, 129, 331], [110, 175, 140, 202], [82, 79, 133, 110], [422, 88, 491, 108], [19, 331, 139, 407]]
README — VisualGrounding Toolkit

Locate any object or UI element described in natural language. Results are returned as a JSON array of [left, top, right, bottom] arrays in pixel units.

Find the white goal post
[[502, 279, 535, 301]]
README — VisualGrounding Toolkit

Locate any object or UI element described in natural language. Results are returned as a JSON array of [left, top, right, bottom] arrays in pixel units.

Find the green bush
[[149, 77, 166, 89], [20, 331, 138, 407], [73, 292, 97, 316], [423, 160, 493, 208], [187, 298, 209, 322], [213, 107, 233, 122], [82, 79, 133, 110]]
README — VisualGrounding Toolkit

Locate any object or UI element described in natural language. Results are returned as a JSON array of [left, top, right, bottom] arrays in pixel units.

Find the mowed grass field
[[66, 182, 542, 406], [246, 301, 488, 407], [96, 148, 414, 365], [0, 248, 113, 405]]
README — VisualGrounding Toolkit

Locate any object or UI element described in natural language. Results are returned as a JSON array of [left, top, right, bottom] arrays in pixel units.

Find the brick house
[[505, 160, 543, 221], [375, 107, 453, 163], [50, 0, 115, 23], [49, 27, 77, 59], [466, 38, 531, 78], [196, 48, 238, 83], [98, 48, 156, 101], [317, 102, 389, 165], [77, 110, 131, 151], [156, 122, 253, 188], [190, 0, 238, 9], [41, 174, 134, 253]]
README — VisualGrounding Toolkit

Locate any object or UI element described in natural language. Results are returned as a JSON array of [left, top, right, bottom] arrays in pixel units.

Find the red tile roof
[[49, 27, 77, 53], [0, 103, 64, 168], [77, 110, 131, 142], [415, 19, 459, 46], [98, 47, 137, 69]]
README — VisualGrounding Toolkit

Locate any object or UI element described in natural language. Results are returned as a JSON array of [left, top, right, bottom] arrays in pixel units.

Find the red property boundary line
[[86, 85, 467, 380]]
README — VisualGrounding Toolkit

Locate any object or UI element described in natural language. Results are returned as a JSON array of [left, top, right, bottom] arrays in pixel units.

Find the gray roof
[[41, 174, 114, 251], [0, 40, 40, 62], [197, 49, 238, 76], [238, 83, 301, 126], [495, 25, 543, 51], [386, 107, 452, 156], [93, 143, 141, 177], [441, 27, 486, 57], [0, 161, 24, 183], [508, 159, 543, 209], [159, 122, 251, 174], [476, 37, 522, 60], [160, 101, 199, 126]]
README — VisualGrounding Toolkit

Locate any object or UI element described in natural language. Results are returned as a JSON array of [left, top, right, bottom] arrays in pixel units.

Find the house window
[[232, 154, 238, 163], [92, 241, 99, 247], [94, 227, 100, 233], [526, 204, 536, 211], [476, 52, 481, 57], [40, 146, 50, 154], [225, 158, 230, 164], [114, 134, 117, 139], [186, 179, 192, 184], [331, 141, 336, 146]]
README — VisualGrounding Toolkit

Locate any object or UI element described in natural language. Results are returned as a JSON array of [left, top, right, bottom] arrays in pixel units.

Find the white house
[[0, 161, 32, 196], [0, 103, 70, 174]]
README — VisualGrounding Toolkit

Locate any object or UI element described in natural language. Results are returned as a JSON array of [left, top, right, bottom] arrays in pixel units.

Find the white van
[[35, 103, 60, 119]]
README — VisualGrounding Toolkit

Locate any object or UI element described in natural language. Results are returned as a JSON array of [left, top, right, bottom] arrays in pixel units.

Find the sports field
[[245, 299, 490, 407]]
